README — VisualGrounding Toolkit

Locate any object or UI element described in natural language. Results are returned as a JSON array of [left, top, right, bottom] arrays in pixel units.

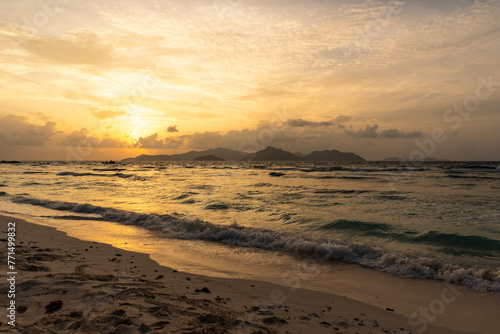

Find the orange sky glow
[[1, 0, 499, 160]]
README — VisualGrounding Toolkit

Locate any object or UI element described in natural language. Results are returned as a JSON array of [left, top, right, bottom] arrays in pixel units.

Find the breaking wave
[[319, 220, 500, 252], [92, 168, 128, 172], [9, 195, 500, 293], [56, 171, 137, 179]]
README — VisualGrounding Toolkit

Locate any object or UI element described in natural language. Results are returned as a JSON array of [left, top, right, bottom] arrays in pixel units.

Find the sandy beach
[[2, 0, 499, 332], [1, 214, 498, 334]]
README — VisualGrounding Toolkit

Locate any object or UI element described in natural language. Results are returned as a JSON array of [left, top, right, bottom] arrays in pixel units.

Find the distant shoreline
[[4, 159, 499, 163]]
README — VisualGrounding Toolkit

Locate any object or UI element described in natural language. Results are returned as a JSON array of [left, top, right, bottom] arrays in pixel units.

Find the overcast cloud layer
[[1, 0, 499, 160]]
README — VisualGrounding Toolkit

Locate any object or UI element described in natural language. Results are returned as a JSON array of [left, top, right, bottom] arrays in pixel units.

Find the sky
[[0, 0, 499, 161]]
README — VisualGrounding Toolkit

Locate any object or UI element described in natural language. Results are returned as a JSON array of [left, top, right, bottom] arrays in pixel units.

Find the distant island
[[382, 156, 450, 162], [305, 149, 366, 162], [122, 148, 245, 162], [122, 146, 366, 162], [193, 155, 226, 161]]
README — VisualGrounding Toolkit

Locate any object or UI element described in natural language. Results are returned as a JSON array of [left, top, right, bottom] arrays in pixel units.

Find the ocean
[[1, 160, 499, 292]]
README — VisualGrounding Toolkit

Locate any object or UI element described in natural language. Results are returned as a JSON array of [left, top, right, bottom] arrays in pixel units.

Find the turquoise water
[[0, 161, 499, 291]]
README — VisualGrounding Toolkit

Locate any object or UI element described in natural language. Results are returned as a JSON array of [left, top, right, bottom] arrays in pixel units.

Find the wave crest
[[9, 195, 500, 293]]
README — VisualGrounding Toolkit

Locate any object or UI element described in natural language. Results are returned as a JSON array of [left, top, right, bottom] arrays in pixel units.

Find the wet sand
[[1, 214, 498, 333]]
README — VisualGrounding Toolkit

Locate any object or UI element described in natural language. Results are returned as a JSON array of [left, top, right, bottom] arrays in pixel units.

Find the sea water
[[0, 161, 499, 292]]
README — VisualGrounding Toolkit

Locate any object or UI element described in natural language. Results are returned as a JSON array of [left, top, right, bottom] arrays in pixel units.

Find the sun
[[116, 106, 163, 141], [128, 129, 139, 143]]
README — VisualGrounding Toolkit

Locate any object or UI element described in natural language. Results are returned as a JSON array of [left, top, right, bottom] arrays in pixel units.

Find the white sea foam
[[9, 195, 500, 293]]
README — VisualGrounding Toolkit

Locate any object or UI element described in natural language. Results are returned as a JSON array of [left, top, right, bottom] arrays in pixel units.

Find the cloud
[[349, 124, 379, 138], [99, 136, 127, 148], [380, 128, 422, 138], [0, 115, 127, 150], [0, 0, 499, 161], [11, 121, 58, 145], [133, 117, 426, 155], [286, 119, 334, 127], [332, 115, 352, 123], [133, 133, 165, 149], [63, 128, 98, 147], [91, 109, 129, 120], [164, 135, 186, 148], [167, 125, 179, 132], [286, 115, 352, 128], [347, 124, 423, 138], [136, 121, 306, 152], [184, 131, 223, 149], [62, 128, 127, 148], [0, 114, 58, 145], [18, 32, 114, 66]]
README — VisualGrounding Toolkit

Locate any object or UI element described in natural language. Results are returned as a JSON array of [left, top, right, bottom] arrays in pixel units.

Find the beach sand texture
[[1, 215, 498, 334]]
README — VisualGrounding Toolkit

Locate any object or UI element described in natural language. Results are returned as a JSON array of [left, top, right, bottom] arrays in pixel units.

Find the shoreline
[[1, 214, 498, 333]]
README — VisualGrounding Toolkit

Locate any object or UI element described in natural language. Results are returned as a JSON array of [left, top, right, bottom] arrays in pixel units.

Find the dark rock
[[197, 314, 220, 324], [262, 316, 288, 324], [111, 309, 126, 317], [17, 306, 28, 314], [70, 311, 83, 318], [113, 318, 133, 326], [20, 264, 50, 272], [45, 300, 63, 314], [138, 324, 152, 333], [150, 321, 170, 329], [337, 321, 349, 327]]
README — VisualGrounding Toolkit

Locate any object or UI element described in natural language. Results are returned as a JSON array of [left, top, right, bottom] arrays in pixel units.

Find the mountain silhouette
[[305, 149, 365, 162], [122, 148, 246, 162], [241, 146, 365, 161], [122, 146, 366, 162], [193, 155, 226, 161], [250, 146, 305, 161]]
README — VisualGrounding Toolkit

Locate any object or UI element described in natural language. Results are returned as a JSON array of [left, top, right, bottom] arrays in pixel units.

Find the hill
[[242, 146, 366, 162], [122, 146, 366, 162], [250, 146, 305, 161], [193, 155, 226, 161], [305, 149, 365, 162], [122, 148, 246, 162]]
